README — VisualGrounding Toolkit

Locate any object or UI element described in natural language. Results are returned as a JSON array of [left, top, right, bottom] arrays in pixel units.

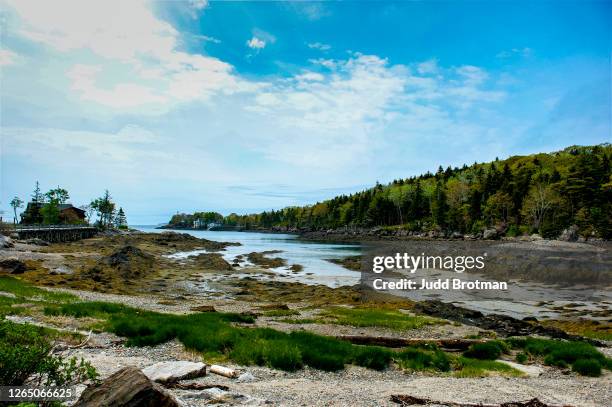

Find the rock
[[142, 361, 207, 384], [558, 225, 579, 242], [74, 367, 181, 407], [497, 360, 544, 377], [483, 228, 498, 240], [0, 258, 27, 274], [530, 233, 543, 241], [25, 238, 49, 246], [191, 253, 233, 271], [236, 372, 256, 383], [0, 235, 14, 248], [451, 232, 464, 239]]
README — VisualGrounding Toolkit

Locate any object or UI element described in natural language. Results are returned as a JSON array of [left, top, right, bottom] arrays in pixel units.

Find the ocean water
[[134, 226, 361, 287]]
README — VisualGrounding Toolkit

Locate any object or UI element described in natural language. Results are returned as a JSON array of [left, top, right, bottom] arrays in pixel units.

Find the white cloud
[[0, 49, 18, 66], [246, 37, 266, 50], [308, 42, 331, 51], [3, 0, 256, 113]]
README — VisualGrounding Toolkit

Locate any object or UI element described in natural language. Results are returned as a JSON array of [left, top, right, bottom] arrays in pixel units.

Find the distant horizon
[[1, 1, 610, 224]]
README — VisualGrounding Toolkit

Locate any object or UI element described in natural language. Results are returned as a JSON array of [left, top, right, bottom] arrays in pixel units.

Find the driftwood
[[209, 364, 239, 378], [164, 382, 229, 391], [390, 395, 570, 407], [336, 335, 485, 350]]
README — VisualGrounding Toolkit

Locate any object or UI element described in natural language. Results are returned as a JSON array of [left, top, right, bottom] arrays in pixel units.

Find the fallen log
[[209, 364, 239, 378], [390, 395, 569, 407], [336, 335, 486, 350], [164, 382, 229, 391]]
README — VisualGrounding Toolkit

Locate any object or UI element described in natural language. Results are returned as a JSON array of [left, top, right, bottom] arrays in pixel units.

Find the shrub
[[572, 359, 602, 377], [352, 346, 392, 371], [395, 347, 451, 372], [507, 337, 612, 376], [0, 320, 98, 386], [463, 341, 507, 360], [515, 352, 528, 363]]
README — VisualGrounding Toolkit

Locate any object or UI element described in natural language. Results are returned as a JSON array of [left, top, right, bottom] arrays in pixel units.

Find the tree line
[[10, 182, 128, 229], [171, 144, 611, 239]]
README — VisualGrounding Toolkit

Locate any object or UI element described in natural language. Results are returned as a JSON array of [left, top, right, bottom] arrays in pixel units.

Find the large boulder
[[74, 367, 181, 407], [142, 361, 207, 384], [558, 225, 579, 242], [0, 235, 14, 249], [483, 228, 498, 240], [0, 257, 26, 274]]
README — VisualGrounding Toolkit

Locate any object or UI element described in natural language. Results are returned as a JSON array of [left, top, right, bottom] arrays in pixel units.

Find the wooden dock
[[6, 225, 98, 243]]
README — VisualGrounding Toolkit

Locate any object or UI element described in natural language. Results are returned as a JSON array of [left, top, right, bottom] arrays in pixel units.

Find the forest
[[170, 145, 612, 239]]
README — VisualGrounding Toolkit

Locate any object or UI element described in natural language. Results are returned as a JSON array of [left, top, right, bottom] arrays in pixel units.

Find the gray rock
[[74, 366, 181, 407], [236, 372, 256, 383], [558, 225, 579, 242], [0, 235, 14, 248], [483, 228, 498, 240], [0, 257, 26, 274], [530, 233, 543, 241], [142, 361, 207, 384]]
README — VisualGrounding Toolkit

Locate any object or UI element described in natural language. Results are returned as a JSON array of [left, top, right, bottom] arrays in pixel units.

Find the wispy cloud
[[308, 42, 331, 51], [246, 37, 266, 50]]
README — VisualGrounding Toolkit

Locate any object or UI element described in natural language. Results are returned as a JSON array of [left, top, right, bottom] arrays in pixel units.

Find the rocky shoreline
[[1, 231, 610, 406]]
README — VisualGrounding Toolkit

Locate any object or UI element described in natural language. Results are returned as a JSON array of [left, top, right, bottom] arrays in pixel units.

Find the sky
[[0, 0, 610, 224]]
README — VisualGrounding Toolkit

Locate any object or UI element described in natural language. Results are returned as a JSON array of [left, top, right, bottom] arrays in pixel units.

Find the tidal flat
[[0, 230, 610, 406]]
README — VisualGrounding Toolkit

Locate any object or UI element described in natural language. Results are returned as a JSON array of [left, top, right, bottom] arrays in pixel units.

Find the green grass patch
[[0, 276, 77, 303], [463, 340, 508, 360], [263, 309, 300, 317], [44, 301, 398, 372], [453, 357, 522, 377], [318, 307, 441, 331], [278, 318, 318, 324], [395, 346, 451, 372], [507, 337, 612, 376]]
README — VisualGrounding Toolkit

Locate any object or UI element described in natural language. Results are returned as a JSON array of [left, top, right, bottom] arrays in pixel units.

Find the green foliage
[[395, 347, 451, 371], [507, 337, 612, 376], [0, 276, 78, 303], [571, 358, 602, 377], [318, 307, 441, 331], [463, 340, 508, 360], [0, 320, 98, 386], [515, 352, 528, 363], [183, 144, 611, 238], [264, 309, 300, 317], [43, 301, 440, 373], [453, 356, 522, 377]]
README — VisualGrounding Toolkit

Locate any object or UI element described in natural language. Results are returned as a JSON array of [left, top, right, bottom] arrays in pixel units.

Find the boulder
[[74, 367, 181, 407], [142, 361, 207, 384], [0, 235, 14, 249], [483, 228, 498, 240], [0, 258, 26, 274], [558, 225, 579, 242], [530, 233, 543, 241]]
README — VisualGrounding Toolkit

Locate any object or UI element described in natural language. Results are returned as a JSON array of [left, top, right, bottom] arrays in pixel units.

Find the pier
[[5, 225, 98, 243]]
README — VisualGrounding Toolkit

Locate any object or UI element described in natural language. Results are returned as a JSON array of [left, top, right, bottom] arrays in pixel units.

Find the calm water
[[134, 226, 361, 287]]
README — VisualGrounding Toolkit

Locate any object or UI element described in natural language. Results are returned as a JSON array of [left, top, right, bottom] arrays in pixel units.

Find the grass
[[0, 276, 78, 303], [395, 346, 451, 372], [507, 337, 612, 376], [44, 301, 399, 372], [263, 309, 300, 317], [463, 340, 509, 360], [317, 306, 442, 331], [453, 357, 523, 377]]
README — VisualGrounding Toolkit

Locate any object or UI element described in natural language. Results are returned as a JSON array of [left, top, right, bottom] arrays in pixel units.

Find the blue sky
[[0, 0, 610, 224]]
